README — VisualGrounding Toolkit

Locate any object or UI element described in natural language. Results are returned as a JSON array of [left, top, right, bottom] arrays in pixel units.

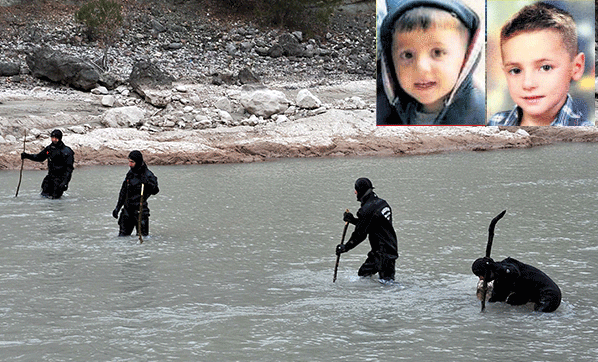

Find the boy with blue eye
[[377, 0, 485, 125], [488, 2, 592, 126]]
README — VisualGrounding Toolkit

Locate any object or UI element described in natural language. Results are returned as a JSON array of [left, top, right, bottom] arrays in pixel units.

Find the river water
[[1, 143, 597, 361]]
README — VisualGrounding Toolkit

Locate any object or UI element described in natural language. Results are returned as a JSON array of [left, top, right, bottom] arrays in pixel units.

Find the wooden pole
[[481, 209, 506, 312], [15, 130, 26, 197], [138, 183, 145, 244], [333, 209, 351, 283]]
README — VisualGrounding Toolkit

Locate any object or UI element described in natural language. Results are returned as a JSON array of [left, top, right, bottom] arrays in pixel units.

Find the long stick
[[333, 209, 350, 283], [138, 183, 145, 244], [15, 130, 26, 197], [481, 209, 506, 312]]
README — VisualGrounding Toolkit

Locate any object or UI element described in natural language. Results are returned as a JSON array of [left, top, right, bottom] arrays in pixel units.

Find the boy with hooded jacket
[[377, 0, 485, 125]]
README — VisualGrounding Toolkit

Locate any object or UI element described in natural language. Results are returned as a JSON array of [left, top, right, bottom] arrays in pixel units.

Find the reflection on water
[[0, 143, 597, 361]]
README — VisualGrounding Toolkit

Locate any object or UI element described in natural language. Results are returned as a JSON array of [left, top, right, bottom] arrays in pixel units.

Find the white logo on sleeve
[[381, 206, 391, 221]]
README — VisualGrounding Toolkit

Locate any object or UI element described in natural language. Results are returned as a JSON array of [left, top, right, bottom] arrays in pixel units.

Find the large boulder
[[101, 106, 145, 128], [25, 47, 100, 91], [237, 67, 260, 85], [240, 89, 289, 118], [0, 62, 20, 76], [296, 89, 322, 109], [278, 32, 304, 57], [128, 61, 174, 107], [129, 61, 174, 92]]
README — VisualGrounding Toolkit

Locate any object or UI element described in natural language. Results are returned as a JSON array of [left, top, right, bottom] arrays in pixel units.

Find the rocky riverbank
[[2, 101, 598, 170], [1, 0, 597, 171]]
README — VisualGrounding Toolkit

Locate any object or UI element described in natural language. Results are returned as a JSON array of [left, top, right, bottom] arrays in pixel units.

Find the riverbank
[[1, 1, 597, 171], [2, 99, 598, 170]]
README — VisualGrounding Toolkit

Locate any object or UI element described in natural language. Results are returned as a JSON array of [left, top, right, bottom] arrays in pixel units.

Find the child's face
[[392, 27, 468, 113], [501, 30, 585, 124]]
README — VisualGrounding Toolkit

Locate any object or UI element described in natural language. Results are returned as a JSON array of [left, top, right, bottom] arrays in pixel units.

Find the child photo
[[376, 0, 485, 125], [486, 0, 595, 126]]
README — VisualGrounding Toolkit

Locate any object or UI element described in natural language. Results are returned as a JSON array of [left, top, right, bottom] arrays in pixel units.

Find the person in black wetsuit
[[112, 150, 160, 236], [21, 129, 74, 199], [336, 178, 399, 282], [472, 256, 561, 312]]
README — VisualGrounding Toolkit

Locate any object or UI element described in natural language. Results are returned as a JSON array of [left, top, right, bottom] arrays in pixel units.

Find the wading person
[[112, 150, 160, 237], [336, 178, 398, 282], [20, 129, 74, 199], [472, 256, 561, 312]]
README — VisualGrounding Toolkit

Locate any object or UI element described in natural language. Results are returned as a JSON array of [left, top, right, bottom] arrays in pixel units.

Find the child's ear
[[570, 52, 585, 81]]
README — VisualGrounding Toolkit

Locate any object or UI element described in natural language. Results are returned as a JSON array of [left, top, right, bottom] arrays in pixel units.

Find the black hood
[[472, 257, 494, 278], [128, 150, 144, 172], [379, 0, 482, 124], [355, 177, 374, 202], [51, 129, 63, 140]]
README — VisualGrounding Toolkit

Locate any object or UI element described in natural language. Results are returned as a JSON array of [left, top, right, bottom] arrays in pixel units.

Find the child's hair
[[393, 6, 470, 39], [500, 2, 578, 57]]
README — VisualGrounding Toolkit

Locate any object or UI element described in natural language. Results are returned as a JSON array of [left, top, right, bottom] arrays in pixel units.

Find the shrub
[[74, 0, 123, 43], [74, 0, 123, 70], [226, 0, 341, 36]]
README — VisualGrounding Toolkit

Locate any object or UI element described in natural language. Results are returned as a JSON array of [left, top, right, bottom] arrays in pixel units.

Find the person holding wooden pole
[[20, 129, 74, 199], [112, 150, 159, 237], [472, 256, 561, 313], [472, 211, 561, 313], [335, 178, 398, 283]]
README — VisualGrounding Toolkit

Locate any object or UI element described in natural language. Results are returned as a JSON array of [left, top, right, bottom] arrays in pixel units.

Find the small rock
[[307, 106, 327, 116], [69, 125, 86, 134], [101, 95, 116, 107], [219, 110, 233, 123], [243, 115, 259, 126], [215, 97, 232, 113], [515, 129, 530, 137], [29, 128, 42, 138], [275, 115, 289, 124], [91, 86, 109, 95]]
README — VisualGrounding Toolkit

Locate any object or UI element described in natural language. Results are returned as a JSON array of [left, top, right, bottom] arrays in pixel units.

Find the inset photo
[[377, 0, 485, 125], [487, 0, 595, 126]]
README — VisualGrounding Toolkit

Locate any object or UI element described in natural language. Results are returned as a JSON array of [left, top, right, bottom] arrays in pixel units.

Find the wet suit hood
[[51, 129, 62, 140], [128, 150, 145, 173], [355, 177, 375, 202], [472, 256, 495, 279], [378, 0, 483, 124]]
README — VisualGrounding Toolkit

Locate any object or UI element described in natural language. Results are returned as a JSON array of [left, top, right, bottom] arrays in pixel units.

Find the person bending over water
[[472, 256, 561, 312]]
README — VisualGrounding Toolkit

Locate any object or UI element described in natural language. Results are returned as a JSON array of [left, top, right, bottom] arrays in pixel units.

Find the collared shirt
[[487, 94, 594, 126]]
